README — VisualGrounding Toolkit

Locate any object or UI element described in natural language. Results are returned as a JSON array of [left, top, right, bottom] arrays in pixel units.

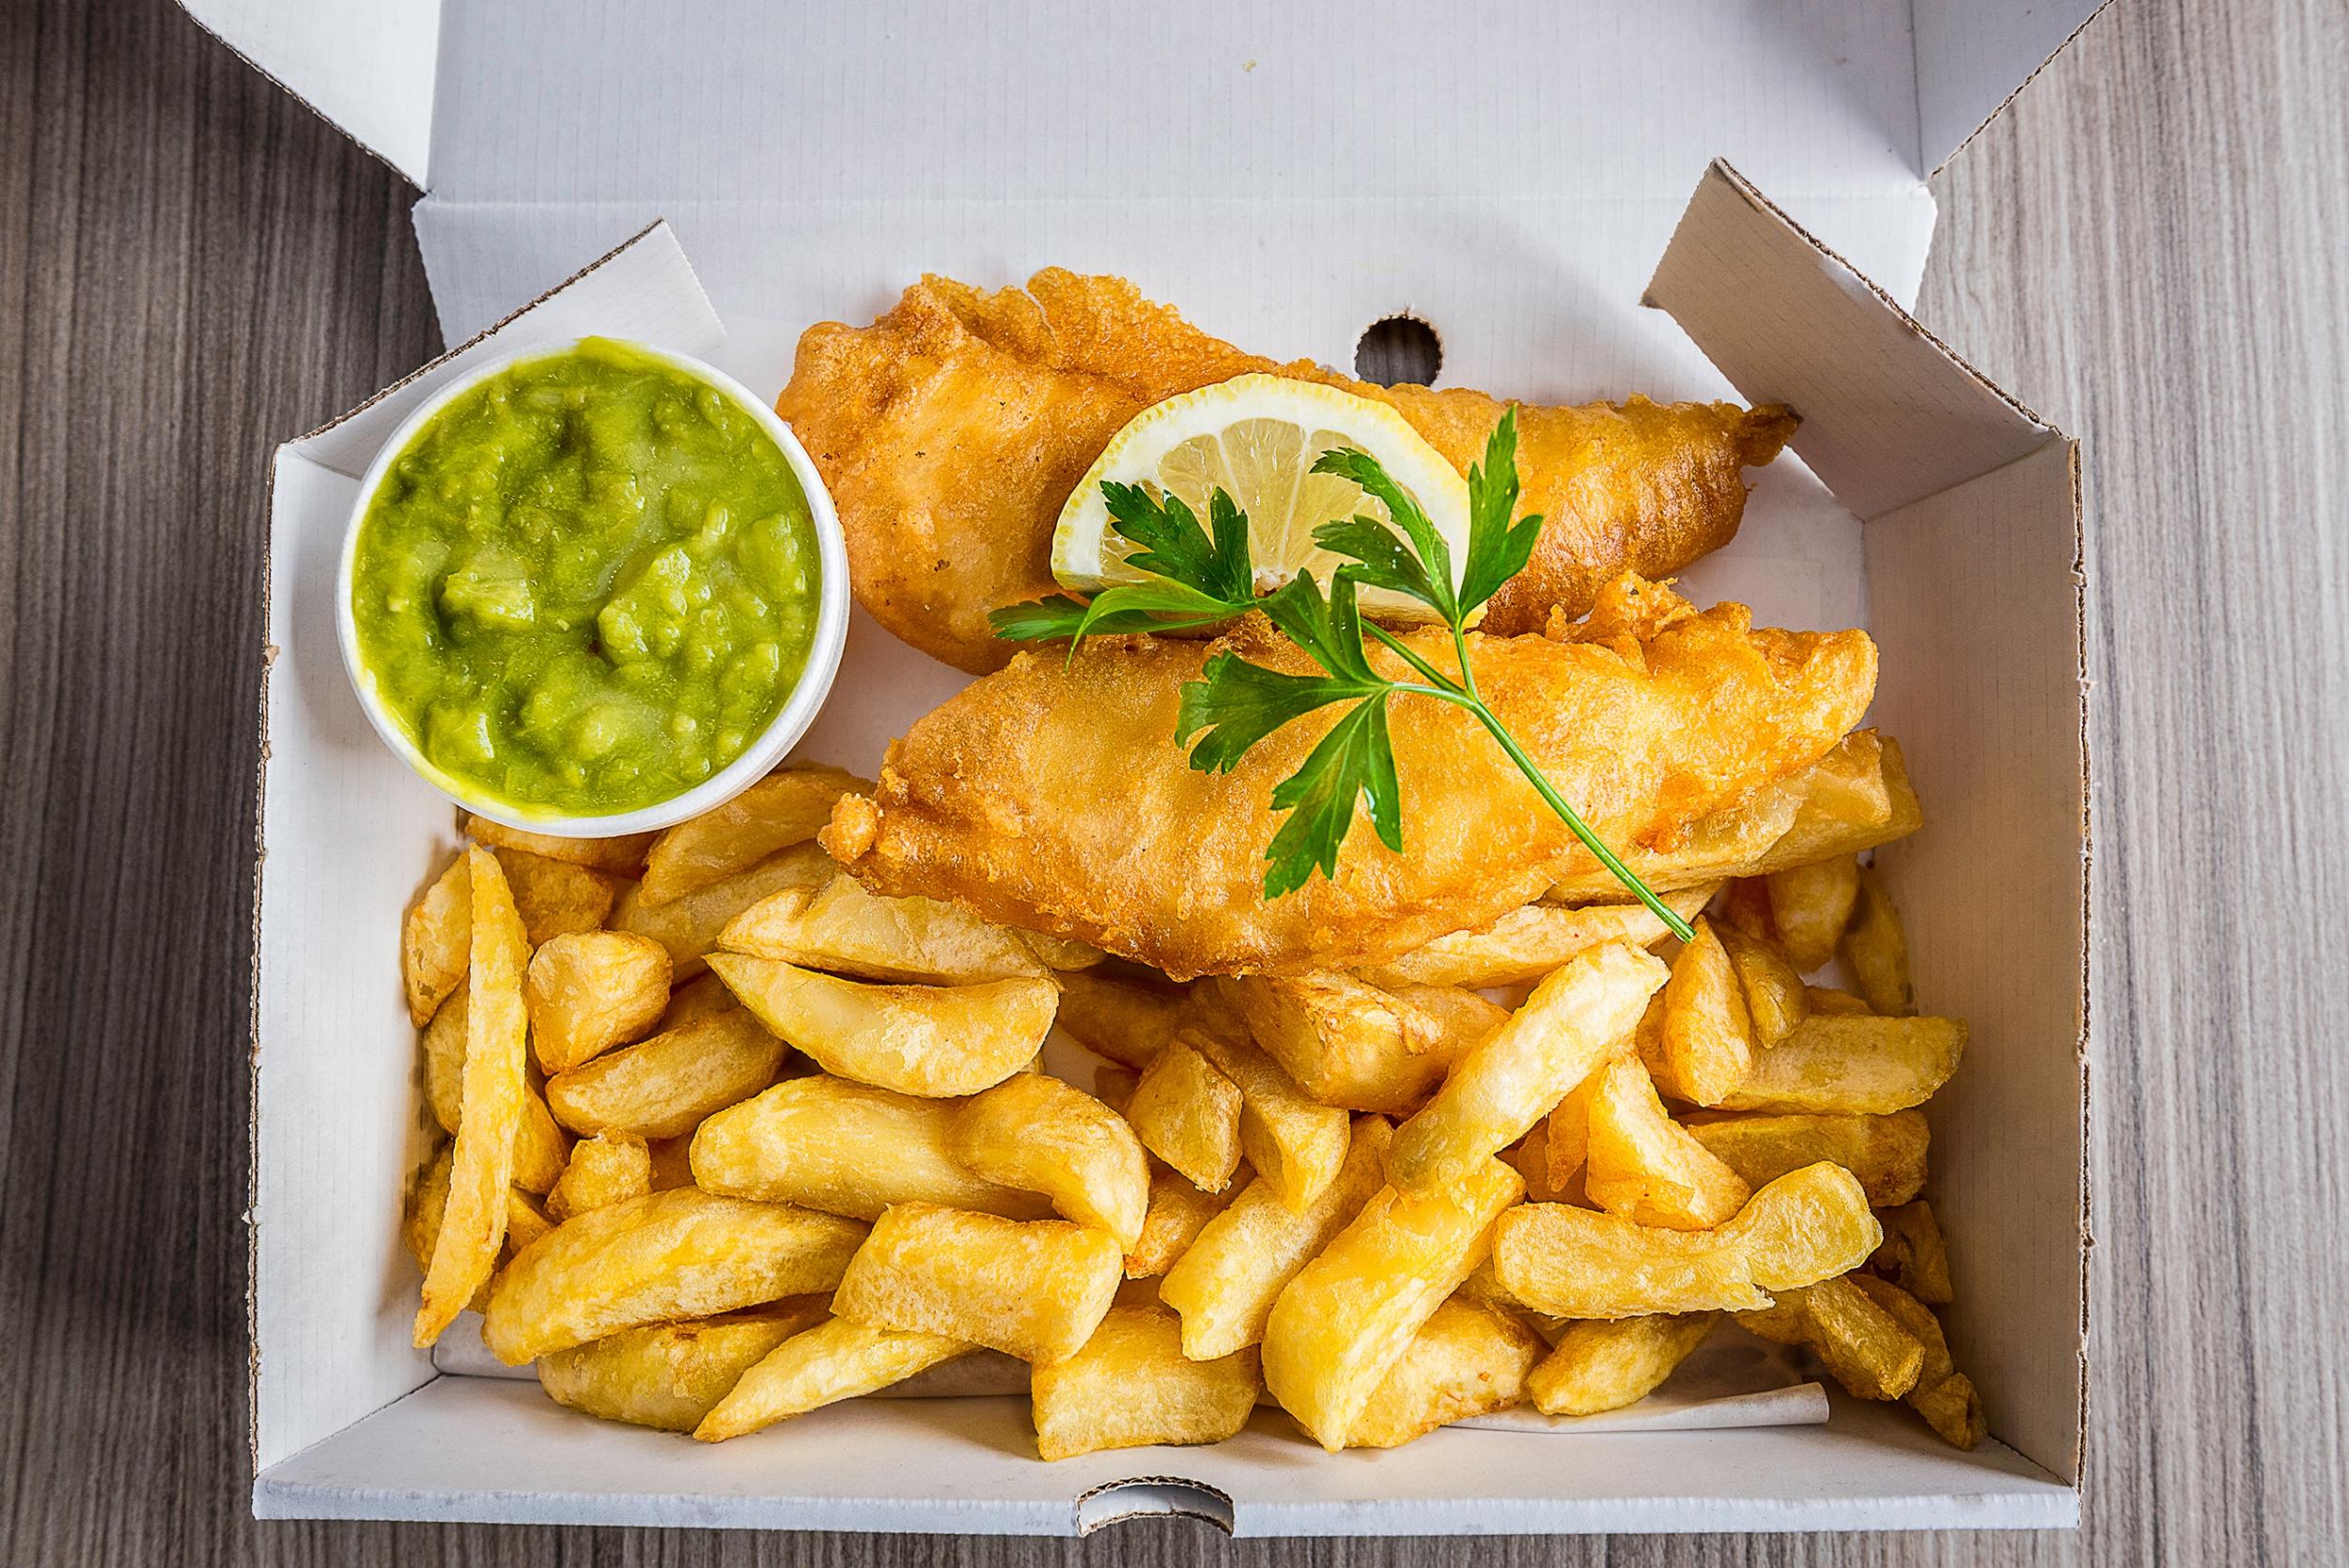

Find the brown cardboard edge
[[1649, 160, 2069, 469], [2068, 440, 2092, 1484], [170, 1, 426, 190], [1930, 0, 2120, 177]]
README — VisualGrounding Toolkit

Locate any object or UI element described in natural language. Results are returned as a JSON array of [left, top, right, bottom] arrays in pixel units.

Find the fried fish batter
[[822, 578, 1875, 979], [777, 271, 1796, 674]]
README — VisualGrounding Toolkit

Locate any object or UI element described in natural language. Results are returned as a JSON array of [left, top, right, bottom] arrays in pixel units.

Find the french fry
[[459, 812, 654, 873], [1545, 1072, 1597, 1196], [1765, 854, 1861, 971], [1546, 732, 1921, 903], [1852, 1275, 1984, 1448], [1159, 1117, 1392, 1360], [832, 1203, 1122, 1363], [1735, 1275, 1923, 1400], [546, 1133, 653, 1220], [1345, 1296, 1546, 1448], [1715, 925, 1808, 1048], [1869, 1199, 1954, 1303], [659, 971, 741, 1031], [1806, 986, 1874, 1016], [1651, 918, 1751, 1107], [694, 1314, 972, 1441], [506, 1187, 555, 1253], [707, 954, 1052, 1097], [646, 1134, 696, 1192], [1500, 1122, 1573, 1204], [1125, 1168, 1235, 1278], [1492, 1162, 1879, 1318], [537, 1302, 828, 1431], [1842, 865, 1916, 1016], [1389, 942, 1667, 1198], [481, 1188, 866, 1363], [613, 842, 833, 979], [1528, 1312, 1719, 1416], [546, 1007, 790, 1140], [401, 856, 469, 1027], [1016, 930, 1108, 970], [1125, 1038, 1244, 1192], [1093, 1063, 1141, 1115], [1197, 972, 1449, 1113], [419, 982, 570, 1193], [1683, 1110, 1929, 1207], [1361, 888, 1713, 990], [948, 1074, 1150, 1247], [1714, 1015, 1964, 1114], [1582, 1058, 1751, 1230], [719, 871, 1045, 984], [1051, 970, 1191, 1070], [1184, 1027, 1349, 1212], [403, 1146, 490, 1315], [1719, 876, 1777, 942], [1032, 1304, 1260, 1461], [692, 1076, 1050, 1221], [493, 846, 617, 947], [416, 847, 530, 1346], [637, 765, 868, 906], [1389, 986, 1511, 1061], [526, 930, 673, 1074], [1261, 1156, 1522, 1451]]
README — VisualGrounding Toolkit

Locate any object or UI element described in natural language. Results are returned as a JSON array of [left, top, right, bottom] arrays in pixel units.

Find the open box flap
[[1912, 0, 2113, 171], [177, 0, 441, 185]]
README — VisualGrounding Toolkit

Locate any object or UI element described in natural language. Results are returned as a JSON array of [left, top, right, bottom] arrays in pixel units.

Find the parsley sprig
[[988, 411, 1693, 939]]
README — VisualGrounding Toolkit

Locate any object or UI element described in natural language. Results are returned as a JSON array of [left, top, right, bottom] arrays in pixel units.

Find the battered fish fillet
[[821, 578, 1875, 979], [777, 270, 1797, 674]]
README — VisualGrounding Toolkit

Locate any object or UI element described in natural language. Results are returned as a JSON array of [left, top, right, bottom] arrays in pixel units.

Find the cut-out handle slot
[[1355, 314, 1442, 386], [1076, 1478, 1236, 1535]]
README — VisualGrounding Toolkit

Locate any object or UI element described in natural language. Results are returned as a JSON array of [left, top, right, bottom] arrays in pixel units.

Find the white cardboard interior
[[220, 0, 2094, 1537]]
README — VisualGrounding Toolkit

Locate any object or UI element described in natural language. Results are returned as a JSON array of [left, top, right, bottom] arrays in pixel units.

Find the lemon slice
[[1050, 373, 1470, 621]]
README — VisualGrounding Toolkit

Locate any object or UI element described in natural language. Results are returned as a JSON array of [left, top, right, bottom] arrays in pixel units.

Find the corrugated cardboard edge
[[170, 1, 423, 189], [2068, 440, 2093, 1484], [243, 217, 687, 1484], [1931, 0, 2119, 177]]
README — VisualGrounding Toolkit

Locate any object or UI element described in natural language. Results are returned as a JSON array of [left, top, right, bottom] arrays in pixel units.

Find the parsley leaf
[[1457, 411, 1546, 614], [1261, 697, 1402, 897]]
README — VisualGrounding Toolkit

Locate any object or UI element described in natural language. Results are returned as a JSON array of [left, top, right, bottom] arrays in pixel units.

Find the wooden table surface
[[5, 0, 2343, 1561]]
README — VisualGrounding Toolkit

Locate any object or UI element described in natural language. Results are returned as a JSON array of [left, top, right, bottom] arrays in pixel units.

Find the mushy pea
[[350, 339, 819, 816]]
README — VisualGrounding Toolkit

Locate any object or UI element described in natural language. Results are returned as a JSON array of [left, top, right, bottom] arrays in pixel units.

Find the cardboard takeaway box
[[212, 0, 2097, 1537]]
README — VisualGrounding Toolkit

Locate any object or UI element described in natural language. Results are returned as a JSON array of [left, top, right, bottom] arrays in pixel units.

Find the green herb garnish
[[988, 411, 1693, 939]]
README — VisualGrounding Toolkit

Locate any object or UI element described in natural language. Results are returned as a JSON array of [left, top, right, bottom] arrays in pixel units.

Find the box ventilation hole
[[1354, 314, 1441, 386], [1075, 1478, 1235, 1535]]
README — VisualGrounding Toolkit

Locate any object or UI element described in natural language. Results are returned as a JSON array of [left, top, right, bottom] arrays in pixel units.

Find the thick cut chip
[[694, 1314, 972, 1441], [1715, 925, 1808, 1048], [1051, 970, 1191, 1070], [1842, 866, 1916, 1016], [1501, 1123, 1573, 1204], [646, 1134, 696, 1191], [638, 766, 869, 906], [506, 1188, 555, 1253], [1735, 1275, 1923, 1401], [1032, 1303, 1260, 1461], [949, 1074, 1149, 1247], [1545, 1072, 1598, 1194], [481, 1189, 866, 1363], [1017, 930, 1108, 970], [1160, 1116, 1392, 1360], [404, 1146, 491, 1314], [1684, 1110, 1929, 1207], [1719, 877, 1778, 942], [537, 1302, 828, 1432], [1126, 1038, 1244, 1191], [1715, 1015, 1964, 1114], [1853, 1275, 1983, 1448], [1197, 972, 1448, 1113], [1260, 1156, 1522, 1451], [1183, 1027, 1349, 1212], [1528, 1312, 1719, 1416], [831, 1203, 1122, 1363], [1764, 855, 1861, 971], [1360, 891, 1710, 990], [1806, 986, 1874, 1016], [721, 872, 1044, 984], [692, 1075, 1048, 1220], [416, 847, 531, 1346], [1391, 986, 1512, 1061], [494, 847, 617, 947], [402, 856, 470, 1027], [1652, 918, 1753, 1107], [1093, 1063, 1141, 1115], [1869, 1199, 1954, 1303], [659, 971, 741, 1031], [547, 1133, 654, 1220], [707, 955, 1052, 1097], [1125, 1168, 1235, 1278], [419, 983, 569, 1193], [614, 842, 834, 979], [1492, 1162, 1879, 1318], [1346, 1296, 1546, 1448], [1582, 1059, 1752, 1230], [459, 813, 654, 873], [1389, 942, 1667, 1198], [546, 1007, 790, 1141], [526, 930, 674, 1074]]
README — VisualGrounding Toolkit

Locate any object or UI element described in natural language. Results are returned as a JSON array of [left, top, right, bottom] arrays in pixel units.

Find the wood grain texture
[[2, 0, 2340, 1562]]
